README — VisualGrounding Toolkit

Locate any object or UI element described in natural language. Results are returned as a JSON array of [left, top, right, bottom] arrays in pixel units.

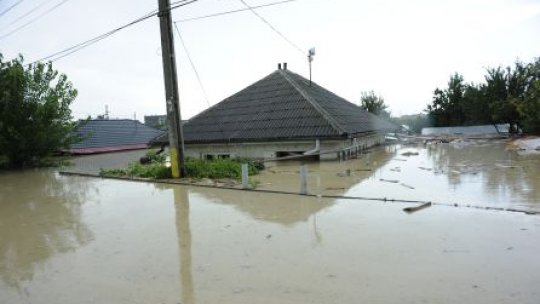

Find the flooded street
[[1, 141, 540, 303], [258, 141, 540, 212]]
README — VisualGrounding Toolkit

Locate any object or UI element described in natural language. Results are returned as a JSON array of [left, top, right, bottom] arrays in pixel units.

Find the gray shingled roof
[[71, 119, 164, 150], [166, 68, 397, 144]]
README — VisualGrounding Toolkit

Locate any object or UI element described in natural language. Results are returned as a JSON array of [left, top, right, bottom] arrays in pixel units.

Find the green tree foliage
[[392, 114, 431, 134], [426, 58, 540, 134], [426, 73, 467, 126], [0, 54, 78, 167], [360, 90, 390, 118]]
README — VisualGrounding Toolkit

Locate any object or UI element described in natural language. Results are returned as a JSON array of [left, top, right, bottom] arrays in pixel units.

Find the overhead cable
[[0, 0, 70, 40], [175, 0, 298, 23], [1, 0, 53, 29], [238, 0, 305, 55], [0, 0, 25, 18], [173, 22, 211, 107], [27, 0, 198, 65]]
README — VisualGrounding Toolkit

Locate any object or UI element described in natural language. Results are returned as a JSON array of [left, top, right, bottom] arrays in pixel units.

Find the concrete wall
[[185, 134, 385, 161]]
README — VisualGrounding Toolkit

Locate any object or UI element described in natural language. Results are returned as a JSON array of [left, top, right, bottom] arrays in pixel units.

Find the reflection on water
[[0, 170, 95, 291], [257, 145, 396, 196], [196, 189, 334, 226], [1, 167, 539, 303], [427, 142, 540, 206], [347, 141, 540, 211], [174, 187, 194, 304]]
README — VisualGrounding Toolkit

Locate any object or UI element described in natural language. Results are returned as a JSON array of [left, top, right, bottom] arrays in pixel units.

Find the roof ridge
[[278, 70, 346, 135]]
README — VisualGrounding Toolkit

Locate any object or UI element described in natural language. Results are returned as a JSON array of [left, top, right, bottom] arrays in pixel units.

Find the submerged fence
[[59, 170, 539, 216]]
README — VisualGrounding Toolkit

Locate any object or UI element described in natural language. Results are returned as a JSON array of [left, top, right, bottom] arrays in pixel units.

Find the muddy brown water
[[258, 141, 540, 211], [1, 142, 540, 303]]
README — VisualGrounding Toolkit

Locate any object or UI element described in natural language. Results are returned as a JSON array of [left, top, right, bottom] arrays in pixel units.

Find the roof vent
[[283, 62, 287, 70], [277, 63, 282, 70]]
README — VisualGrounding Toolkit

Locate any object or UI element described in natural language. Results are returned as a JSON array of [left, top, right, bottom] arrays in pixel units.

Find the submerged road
[[0, 167, 539, 304]]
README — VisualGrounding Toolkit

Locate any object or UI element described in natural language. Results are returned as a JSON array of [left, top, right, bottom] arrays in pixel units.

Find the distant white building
[[421, 124, 510, 136]]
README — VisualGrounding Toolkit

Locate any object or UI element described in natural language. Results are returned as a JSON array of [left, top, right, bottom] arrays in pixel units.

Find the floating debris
[[325, 187, 345, 190], [442, 249, 470, 253], [389, 167, 401, 172], [380, 178, 399, 183], [403, 202, 432, 214], [401, 151, 419, 156], [400, 183, 415, 189], [495, 164, 520, 169], [418, 166, 433, 171], [336, 169, 351, 177]]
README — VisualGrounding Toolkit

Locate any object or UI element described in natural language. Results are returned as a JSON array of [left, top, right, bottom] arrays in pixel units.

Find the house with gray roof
[[69, 119, 164, 154], [159, 64, 397, 160]]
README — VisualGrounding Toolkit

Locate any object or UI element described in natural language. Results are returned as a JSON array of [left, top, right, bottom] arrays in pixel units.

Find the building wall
[[185, 134, 385, 160]]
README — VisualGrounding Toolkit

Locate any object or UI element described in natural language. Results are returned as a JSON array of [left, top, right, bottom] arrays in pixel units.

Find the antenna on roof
[[308, 47, 315, 86], [104, 104, 109, 120]]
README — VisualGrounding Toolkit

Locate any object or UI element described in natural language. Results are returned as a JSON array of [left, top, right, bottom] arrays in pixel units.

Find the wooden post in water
[[241, 163, 249, 189], [299, 164, 308, 195]]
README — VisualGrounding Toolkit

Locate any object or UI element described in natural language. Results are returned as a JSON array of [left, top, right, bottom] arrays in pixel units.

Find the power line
[[27, 0, 198, 65], [0, 0, 70, 41], [238, 0, 305, 55], [173, 22, 211, 107], [175, 0, 298, 23], [0, 0, 25, 18], [1, 0, 54, 30]]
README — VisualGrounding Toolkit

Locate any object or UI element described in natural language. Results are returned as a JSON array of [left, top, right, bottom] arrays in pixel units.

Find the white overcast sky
[[1, 0, 539, 120]]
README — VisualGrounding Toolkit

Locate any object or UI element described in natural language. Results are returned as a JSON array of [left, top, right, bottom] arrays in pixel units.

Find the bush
[[100, 158, 262, 180], [100, 162, 171, 179], [184, 158, 261, 179], [145, 149, 166, 163]]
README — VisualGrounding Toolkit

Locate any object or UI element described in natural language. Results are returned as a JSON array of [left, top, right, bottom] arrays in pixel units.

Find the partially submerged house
[[69, 119, 164, 154], [158, 64, 397, 160]]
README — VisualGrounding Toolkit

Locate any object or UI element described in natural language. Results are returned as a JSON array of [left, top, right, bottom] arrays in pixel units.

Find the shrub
[[145, 150, 166, 163], [184, 158, 261, 179], [100, 158, 261, 180]]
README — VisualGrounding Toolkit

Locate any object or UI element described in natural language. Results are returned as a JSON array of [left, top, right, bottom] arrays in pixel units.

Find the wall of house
[[185, 134, 385, 160]]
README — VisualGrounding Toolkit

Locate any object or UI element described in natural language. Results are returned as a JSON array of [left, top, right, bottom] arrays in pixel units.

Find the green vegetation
[[392, 114, 431, 134], [100, 153, 263, 180], [426, 58, 540, 134], [359, 90, 390, 119], [0, 53, 79, 167]]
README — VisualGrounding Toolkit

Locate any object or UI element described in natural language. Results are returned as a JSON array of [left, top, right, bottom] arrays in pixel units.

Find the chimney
[[277, 63, 282, 70], [283, 62, 287, 70]]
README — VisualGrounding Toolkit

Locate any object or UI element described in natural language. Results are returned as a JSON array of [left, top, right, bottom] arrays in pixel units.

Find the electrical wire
[[0, 0, 70, 40], [0, 0, 25, 18], [238, 0, 305, 55], [173, 21, 211, 107], [27, 0, 198, 65], [175, 0, 298, 23], [1, 0, 54, 29]]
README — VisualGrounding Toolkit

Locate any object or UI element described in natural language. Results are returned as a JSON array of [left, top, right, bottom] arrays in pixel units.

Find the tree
[[0, 54, 78, 167], [424, 58, 540, 133], [392, 114, 432, 134], [360, 91, 390, 118], [426, 73, 468, 127], [517, 59, 540, 133]]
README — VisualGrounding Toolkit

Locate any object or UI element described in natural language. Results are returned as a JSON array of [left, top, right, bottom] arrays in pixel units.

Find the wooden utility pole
[[157, 0, 186, 177]]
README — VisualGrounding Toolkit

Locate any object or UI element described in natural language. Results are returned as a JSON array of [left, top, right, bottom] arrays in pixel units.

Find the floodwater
[[1, 142, 540, 303], [258, 140, 540, 212]]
